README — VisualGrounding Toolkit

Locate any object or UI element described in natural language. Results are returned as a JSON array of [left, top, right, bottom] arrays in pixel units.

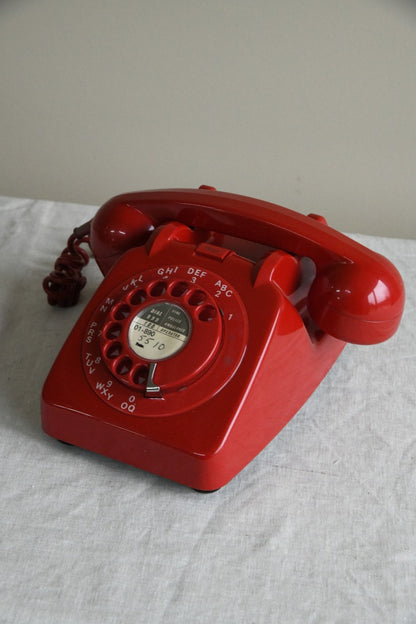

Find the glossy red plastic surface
[[42, 186, 405, 490]]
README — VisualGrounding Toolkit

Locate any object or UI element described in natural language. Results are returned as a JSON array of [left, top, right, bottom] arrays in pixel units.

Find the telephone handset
[[42, 186, 405, 490]]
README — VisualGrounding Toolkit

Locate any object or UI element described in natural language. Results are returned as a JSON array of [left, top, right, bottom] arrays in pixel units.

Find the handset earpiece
[[307, 261, 404, 344], [89, 200, 155, 275]]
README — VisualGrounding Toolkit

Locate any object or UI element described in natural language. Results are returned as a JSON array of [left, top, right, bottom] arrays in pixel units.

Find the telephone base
[[42, 230, 347, 490], [42, 327, 345, 490]]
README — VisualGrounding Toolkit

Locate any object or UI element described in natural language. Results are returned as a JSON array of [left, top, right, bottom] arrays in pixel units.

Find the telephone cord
[[43, 222, 91, 307]]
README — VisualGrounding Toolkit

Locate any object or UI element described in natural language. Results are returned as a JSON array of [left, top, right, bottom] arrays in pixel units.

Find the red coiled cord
[[43, 221, 91, 307]]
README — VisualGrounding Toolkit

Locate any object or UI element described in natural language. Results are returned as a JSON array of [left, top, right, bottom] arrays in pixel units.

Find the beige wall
[[1, 0, 415, 238]]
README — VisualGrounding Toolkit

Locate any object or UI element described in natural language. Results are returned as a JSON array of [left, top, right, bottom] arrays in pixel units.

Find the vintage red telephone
[[41, 186, 405, 490]]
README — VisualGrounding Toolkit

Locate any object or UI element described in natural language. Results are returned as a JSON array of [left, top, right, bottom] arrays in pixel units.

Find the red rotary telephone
[[41, 186, 405, 491]]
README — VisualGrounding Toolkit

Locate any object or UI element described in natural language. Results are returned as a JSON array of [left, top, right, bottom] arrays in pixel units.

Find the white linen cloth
[[1, 195, 415, 624]]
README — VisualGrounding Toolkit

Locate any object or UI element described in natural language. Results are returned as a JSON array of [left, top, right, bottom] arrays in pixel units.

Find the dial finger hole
[[188, 290, 206, 306], [112, 303, 131, 320], [198, 305, 217, 322], [129, 289, 147, 306], [132, 365, 148, 386], [170, 281, 189, 297], [149, 281, 167, 297], [104, 322, 122, 340], [116, 356, 133, 376], [105, 342, 122, 359]]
